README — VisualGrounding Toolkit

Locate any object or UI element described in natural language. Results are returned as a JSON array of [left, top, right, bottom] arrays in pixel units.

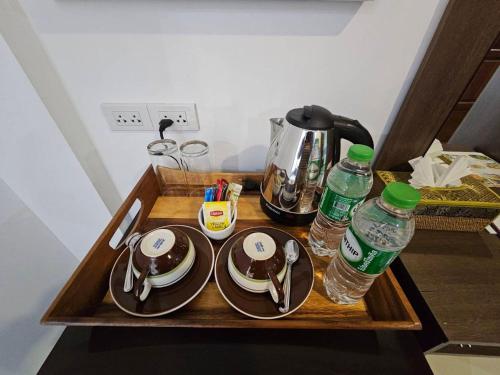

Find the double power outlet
[[102, 103, 199, 132]]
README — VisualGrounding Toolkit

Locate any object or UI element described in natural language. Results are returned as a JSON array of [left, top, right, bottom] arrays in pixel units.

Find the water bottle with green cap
[[309, 144, 374, 257], [324, 182, 421, 304]]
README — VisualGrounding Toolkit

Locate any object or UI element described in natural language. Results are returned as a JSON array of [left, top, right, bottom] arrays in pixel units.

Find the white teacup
[[227, 232, 286, 305], [131, 228, 196, 301]]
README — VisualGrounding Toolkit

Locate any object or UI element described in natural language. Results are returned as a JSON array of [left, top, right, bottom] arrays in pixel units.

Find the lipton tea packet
[[202, 201, 231, 231]]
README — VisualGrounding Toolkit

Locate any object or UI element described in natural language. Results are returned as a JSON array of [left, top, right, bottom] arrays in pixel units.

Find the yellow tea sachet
[[202, 201, 231, 231]]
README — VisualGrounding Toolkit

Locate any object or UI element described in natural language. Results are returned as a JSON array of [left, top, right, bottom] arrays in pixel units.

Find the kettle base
[[259, 194, 316, 226]]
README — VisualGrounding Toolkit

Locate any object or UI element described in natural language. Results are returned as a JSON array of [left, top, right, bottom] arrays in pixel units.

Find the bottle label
[[340, 227, 401, 275], [319, 188, 364, 221]]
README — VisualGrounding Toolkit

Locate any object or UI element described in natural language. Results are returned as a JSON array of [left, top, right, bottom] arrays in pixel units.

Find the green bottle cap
[[347, 144, 374, 162], [382, 182, 421, 209]]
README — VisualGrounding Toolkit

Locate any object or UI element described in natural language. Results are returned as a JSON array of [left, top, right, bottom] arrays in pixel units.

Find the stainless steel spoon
[[123, 232, 142, 293], [279, 240, 300, 313]]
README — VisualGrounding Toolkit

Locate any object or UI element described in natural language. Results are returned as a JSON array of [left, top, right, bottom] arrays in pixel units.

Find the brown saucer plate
[[109, 225, 214, 317], [215, 227, 314, 320]]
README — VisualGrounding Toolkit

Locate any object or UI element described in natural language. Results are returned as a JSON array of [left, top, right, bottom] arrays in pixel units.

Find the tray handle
[[41, 166, 160, 322], [100, 166, 159, 252]]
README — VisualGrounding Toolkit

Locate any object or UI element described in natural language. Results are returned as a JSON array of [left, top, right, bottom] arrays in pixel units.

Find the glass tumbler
[[180, 140, 211, 172], [180, 140, 211, 195], [147, 139, 188, 195]]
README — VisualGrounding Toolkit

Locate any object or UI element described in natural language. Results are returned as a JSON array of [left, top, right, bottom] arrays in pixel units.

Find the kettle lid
[[286, 105, 335, 131]]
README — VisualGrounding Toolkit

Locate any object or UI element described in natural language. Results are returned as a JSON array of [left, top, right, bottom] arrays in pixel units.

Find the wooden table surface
[[397, 229, 500, 354]]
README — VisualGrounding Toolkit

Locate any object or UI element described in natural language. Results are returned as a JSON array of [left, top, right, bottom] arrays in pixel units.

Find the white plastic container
[[198, 206, 237, 240]]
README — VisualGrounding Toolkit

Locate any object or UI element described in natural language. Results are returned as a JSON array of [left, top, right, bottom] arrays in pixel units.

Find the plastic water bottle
[[308, 144, 374, 257], [324, 182, 421, 304]]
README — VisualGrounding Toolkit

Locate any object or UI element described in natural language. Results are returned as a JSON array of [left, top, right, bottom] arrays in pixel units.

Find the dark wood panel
[[460, 60, 500, 101], [435, 101, 473, 142], [375, 1, 500, 170], [390, 258, 448, 353], [485, 33, 500, 59], [400, 230, 500, 345]]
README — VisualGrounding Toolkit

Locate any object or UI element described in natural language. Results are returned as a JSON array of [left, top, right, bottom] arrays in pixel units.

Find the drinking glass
[[147, 139, 188, 195], [180, 140, 211, 195], [180, 140, 211, 172]]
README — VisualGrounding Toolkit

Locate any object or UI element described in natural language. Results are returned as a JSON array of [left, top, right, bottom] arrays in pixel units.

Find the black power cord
[[159, 118, 174, 139]]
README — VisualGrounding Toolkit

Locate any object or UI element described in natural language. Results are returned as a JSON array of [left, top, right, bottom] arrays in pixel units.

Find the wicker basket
[[415, 215, 491, 232], [374, 171, 500, 232]]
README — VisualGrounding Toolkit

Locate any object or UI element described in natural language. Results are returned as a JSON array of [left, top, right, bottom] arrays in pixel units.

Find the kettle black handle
[[332, 115, 374, 164]]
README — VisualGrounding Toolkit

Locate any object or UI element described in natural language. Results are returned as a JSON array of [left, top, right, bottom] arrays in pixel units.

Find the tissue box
[[374, 171, 500, 232]]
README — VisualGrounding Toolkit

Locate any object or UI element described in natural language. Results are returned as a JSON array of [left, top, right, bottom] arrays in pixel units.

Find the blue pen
[[204, 187, 213, 202]]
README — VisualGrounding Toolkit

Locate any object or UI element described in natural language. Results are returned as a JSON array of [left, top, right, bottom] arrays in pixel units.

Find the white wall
[[18, 0, 447, 200], [0, 178, 78, 375], [1, 0, 125, 215], [0, 35, 110, 260]]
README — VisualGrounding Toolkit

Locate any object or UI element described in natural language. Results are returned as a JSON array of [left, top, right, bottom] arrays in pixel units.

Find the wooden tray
[[42, 167, 421, 330]]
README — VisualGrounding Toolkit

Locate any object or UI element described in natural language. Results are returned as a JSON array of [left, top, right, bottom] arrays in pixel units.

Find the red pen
[[216, 179, 223, 201]]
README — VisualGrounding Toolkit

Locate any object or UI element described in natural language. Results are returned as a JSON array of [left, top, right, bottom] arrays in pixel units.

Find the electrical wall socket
[[102, 103, 200, 132], [158, 111, 188, 126], [102, 103, 153, 131], [147, 103, 199, 132]]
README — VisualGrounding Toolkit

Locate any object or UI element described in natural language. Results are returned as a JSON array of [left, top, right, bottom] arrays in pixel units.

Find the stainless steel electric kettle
[[260, 105, 373, 225]]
